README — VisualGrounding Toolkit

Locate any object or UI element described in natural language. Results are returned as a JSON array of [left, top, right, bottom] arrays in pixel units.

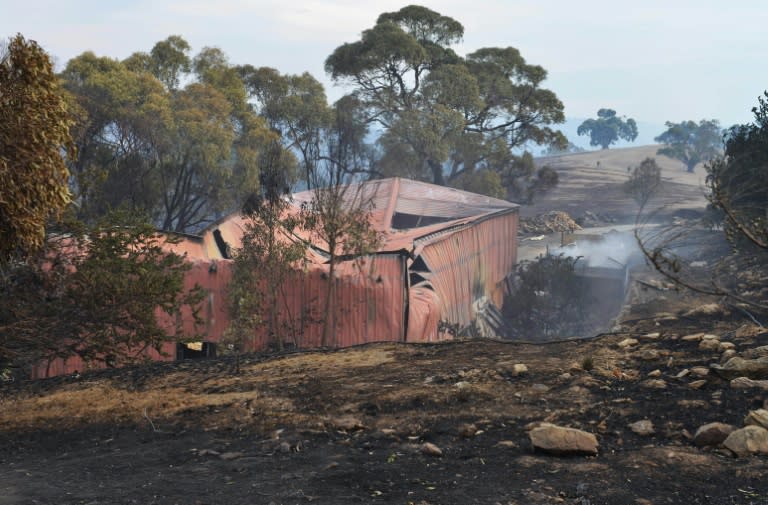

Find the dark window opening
[[410, 255, 430, 273], [410, 272, 428, 286], [391, 212, 458, 230], [213, 229, 231, 259], [177, 342, 217, 360]]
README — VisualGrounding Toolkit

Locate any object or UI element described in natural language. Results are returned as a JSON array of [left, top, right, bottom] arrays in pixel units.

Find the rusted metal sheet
[[414, 209, 518, 332], [405, 286, 441, 342]]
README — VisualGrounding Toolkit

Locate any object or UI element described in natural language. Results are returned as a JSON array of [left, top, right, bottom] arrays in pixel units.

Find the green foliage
[[624, 157, 662, 208], [325, 5, 566, 196], [61, 37, 279, 233], [0, 210, 204, 372], [0, 34, 75, 261], [577, 109, 638, 149], [655, 119, 722, 173], [227, 142, 306, 354], [502, 254, 589, 339]]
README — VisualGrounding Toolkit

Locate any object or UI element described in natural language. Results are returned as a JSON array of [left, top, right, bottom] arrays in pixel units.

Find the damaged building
[[33, 178, 518, 377]]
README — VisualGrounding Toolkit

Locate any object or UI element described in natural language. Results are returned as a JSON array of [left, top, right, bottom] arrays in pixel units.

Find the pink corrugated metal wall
[[408, 209, 518, 340]]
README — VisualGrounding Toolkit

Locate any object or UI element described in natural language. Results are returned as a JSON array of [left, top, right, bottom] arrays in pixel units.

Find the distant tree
[[0, 210, 204, 372], [0, 34, 76, 262], [577, 109, 638, 149], [655, 119, 722, 173], [638, 92, 768, 312], [624, 157, 662, 209], [325, 5, 566, 191]]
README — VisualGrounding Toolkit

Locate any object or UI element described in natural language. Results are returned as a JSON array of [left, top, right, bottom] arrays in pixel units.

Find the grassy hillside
[[526, 145, 709, 222]]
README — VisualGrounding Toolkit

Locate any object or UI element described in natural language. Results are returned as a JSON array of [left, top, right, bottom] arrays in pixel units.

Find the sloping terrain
[[2, 147, 767, 505]]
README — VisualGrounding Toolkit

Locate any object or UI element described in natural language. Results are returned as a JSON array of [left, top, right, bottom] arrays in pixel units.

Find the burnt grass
[[2, 281, 768, 505]]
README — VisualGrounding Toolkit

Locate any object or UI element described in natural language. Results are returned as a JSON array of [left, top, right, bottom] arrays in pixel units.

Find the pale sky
[[3, 0, 767, 147]]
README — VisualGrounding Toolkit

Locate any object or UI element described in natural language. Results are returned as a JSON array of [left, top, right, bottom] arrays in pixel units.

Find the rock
[[723, 425, 768, 457], [512, 363, 528, 376], [531, 383, 550, 393], [458, 423, 478, 438], [454, 381, 471, 389], [682, 333, 704, 342], [279, 442, 291, 453], [330, 415, 365, 431], [689, 379, 707, 389], [219, 451, 245, 460], [198, 449, 221, 457], [711, 357, 768, 380], [618, 338, 638, 348], [719, 341, 736, 352], [744, 409, 768, 429], [701, 333, 720, 341], [628, 419, 655, 436], [735, 324, 763, 339], [529, 425, 598, 456], [693, 422, 735, 447], [684, 304, 728, 318], [647, 369, 662, 378], [641, 379, 667, 389], [690, 367, 709, 377], [699, 339, 721, 352], [420, 442, 443, 457], [721, 349, 737, 362], [730, 377, 768, 390], [496, 440, 517, 448], [742, 346, 768, 359], [676, 369, 690, 378], [636, 349, 661, 361], [641, 332, 661, 340]]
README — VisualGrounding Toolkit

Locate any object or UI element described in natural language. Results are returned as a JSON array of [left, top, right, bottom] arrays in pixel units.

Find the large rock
[[744, 409, 768, 430], [529, 425, 598, 456], [628, 419, 655, 436], [710, 357, 768, 380], [730, 377, 768, 390], [723, 425, 768, 457], [693, 422, 735, 447]]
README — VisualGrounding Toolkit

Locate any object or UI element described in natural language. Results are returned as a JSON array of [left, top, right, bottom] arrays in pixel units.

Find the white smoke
[[551, 231, 641, 268]]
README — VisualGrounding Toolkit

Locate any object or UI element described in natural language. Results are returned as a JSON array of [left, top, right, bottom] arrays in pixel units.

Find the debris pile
[[519, 211, 581, 234]]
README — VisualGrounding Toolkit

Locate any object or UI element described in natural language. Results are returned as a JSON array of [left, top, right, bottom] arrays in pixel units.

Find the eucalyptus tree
[[577, 109, 638, 149], [655, 119, 722, 172], [325, 5, 566, 197], [61, 38, 277, 232]]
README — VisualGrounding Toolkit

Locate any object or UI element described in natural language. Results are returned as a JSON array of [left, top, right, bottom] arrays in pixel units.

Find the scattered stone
[[742, 346, 768, 359], [689, 380, 707, 389], [719, 341, 736, 352], [647, 369, 662, 378], [420, 442, 443, 457], [678, 399, 709, 409], [531, 383, 550, 393], [684, 304, 728, 318], [520, 211, 581, 234], [628, 420, 655, 436], [618, 338, 638, 348], [330, 415, 365, 431], [690, 367, 709, 377], [512, 363, 529, 376], [496, 440, 517, 448], [529, 425, 598, 456], [558, 372, 572, 380], [641, 332, 661, 340], [730, 377, 768, 390], [711, 357, 768, 380], [735, 324, 763, 339], [682, 333, 704, 342], [454, 381, 471, 389], [693, 422, 735, 447], [676, 369, 690, 378], [219, 451, 245, 461], [702, 334, 720, 341], [699, 339, 721, 352], [723, 425, 768, 457], [721, 350, 737, 362], [744, 409, 768, 430], [636, 349, 660, 361], [458, 423, 478, 438], [279, 442, 291, 453], [641, 379, 667, 389], [198, 449, 221, 457]]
